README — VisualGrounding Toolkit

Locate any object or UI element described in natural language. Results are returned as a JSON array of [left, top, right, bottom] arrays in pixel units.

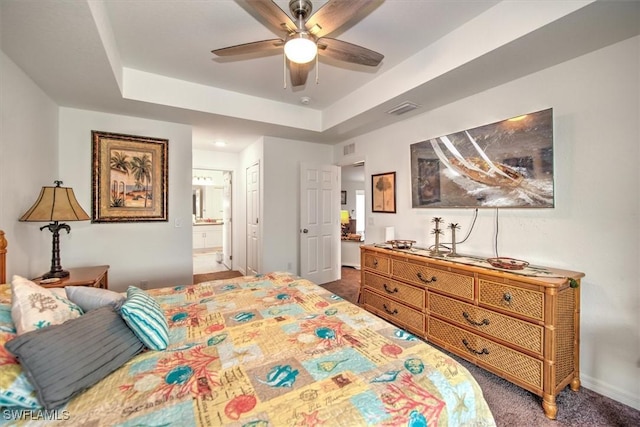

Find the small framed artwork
[[372, 172, 396, 213], [92, 131, 168, 223], [341, 191, 347, 205]]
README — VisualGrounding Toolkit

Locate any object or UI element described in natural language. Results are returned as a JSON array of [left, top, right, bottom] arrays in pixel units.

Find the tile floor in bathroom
[[193, 249, 229, 274]]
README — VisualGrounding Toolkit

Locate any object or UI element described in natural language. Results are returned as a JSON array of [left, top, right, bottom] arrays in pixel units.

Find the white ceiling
[[1, 0, 638, 152]]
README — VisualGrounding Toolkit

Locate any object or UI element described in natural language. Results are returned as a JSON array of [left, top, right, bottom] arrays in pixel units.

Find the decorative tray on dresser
[[360, 244, 585, 420]]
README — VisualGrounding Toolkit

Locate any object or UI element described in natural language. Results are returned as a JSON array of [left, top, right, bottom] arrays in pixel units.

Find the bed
[[0, 229, 495, 426]]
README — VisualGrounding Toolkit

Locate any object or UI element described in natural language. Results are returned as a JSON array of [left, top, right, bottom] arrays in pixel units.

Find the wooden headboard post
[[0, 230, 6, 284]]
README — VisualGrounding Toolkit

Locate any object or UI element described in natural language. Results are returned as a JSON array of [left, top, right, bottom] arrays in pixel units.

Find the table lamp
[[19, 180, 90, 279], [340, 210, 350, 225]]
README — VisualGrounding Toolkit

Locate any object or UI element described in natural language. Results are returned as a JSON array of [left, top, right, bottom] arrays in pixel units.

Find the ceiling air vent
[[343, 143, 355, 156], [386, 102, 420, 116]]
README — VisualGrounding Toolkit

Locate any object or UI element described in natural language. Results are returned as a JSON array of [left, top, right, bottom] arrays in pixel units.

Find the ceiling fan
[[212, 0, 384, 87]]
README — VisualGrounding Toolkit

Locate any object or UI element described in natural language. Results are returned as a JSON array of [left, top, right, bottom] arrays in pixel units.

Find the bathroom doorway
[[192, 169, 232, 274], [340, 161, 365, 269]]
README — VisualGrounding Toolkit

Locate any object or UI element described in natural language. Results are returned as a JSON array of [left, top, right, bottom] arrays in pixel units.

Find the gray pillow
[[5, 306, 145, 410], [65, 286, 125, 312]]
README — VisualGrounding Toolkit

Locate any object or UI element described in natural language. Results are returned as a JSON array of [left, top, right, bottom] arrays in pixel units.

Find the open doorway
[[192, 168, 232, 274], [340, 162, 365, 269]]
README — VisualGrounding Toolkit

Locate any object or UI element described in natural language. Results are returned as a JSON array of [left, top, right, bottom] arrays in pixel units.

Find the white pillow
[[48, 288, 67, 299], [11, 275, 83, 335]]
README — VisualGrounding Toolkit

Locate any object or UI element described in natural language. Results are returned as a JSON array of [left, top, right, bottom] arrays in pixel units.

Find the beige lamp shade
[[20, 183, 90, 222]]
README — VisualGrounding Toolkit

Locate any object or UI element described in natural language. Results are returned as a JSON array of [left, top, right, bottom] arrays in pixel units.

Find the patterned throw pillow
[[119, 286, 169, 350], [11, 276, 83, 335], [0, 331, 41, 409]]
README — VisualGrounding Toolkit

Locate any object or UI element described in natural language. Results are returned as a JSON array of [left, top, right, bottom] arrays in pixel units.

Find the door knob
[[302, 229, 309, 233]]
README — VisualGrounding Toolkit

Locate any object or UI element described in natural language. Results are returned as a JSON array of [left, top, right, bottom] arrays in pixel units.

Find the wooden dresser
[[360, 245, 584, 419]]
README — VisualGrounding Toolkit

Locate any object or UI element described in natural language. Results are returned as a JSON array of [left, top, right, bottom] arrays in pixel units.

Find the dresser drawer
[[392, 259, 474, 301], [479, 278, 544, 321], [363, 290, 424, 334], [363, 252, 390, 275], [429, 293, 543, 355], [364, 272, 425, 309], [428, 317, 543, 391]]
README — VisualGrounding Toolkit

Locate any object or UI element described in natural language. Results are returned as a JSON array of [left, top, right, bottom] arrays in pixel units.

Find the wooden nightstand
[[34, 265, 110, 289]]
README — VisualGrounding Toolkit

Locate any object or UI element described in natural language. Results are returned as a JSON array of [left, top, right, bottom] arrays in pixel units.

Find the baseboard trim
[[581, 374, 640, 410], [341, 263, 361, 269]]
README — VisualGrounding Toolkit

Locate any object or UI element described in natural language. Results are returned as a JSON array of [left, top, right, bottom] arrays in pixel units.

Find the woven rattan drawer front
[[363, 290, 424, 334], [363, 252, 390, 275], [364, 272, 425, 309], [555, 288, 577, 386], [429, 317, 543, 391], [429, 293, 543, 355], [392, 259, 474, 301], [479, 279, 544, 321]]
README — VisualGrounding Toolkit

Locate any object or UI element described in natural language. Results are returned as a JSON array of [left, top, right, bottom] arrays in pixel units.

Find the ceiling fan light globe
[[284, 36, 317, 64]]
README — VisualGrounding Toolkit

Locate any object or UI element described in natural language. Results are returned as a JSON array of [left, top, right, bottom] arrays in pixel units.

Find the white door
[[222, 171, 232, 270], [300, 162, 340, 284], [246, 163, 260, 275]]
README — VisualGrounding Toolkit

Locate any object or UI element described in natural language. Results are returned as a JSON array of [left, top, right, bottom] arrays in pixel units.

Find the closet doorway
[[192, 169, 233, 274]]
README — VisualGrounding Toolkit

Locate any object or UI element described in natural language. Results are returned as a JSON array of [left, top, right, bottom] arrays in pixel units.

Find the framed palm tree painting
[[372, 172, 396, 213], [92, 131, 168, 222]]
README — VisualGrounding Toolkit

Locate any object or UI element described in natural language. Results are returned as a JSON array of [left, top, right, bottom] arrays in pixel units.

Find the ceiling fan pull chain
[[315, 52, 319, 84]]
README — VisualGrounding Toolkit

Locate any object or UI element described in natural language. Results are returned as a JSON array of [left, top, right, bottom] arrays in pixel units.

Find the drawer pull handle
[[373, 259, 379, 267], [383, 304, 398, 315], [462, 339, 489, 355], [383, 284, 399, 294], [502, 292, 513, 305], [416, 272, 437, 283], [463, 312, 490, 327]]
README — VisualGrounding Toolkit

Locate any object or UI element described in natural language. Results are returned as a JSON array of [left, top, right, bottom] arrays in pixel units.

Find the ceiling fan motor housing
[[289, 0, 313, 21]]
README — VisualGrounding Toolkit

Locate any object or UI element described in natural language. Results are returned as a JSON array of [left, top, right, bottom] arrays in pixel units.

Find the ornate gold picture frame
[[92, 131, 168, 223]]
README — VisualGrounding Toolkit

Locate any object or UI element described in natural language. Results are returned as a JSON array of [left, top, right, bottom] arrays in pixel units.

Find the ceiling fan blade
[[306, 0, 380, 38], [238, 0, 296, 35], [318, 38, 383, 66], [289, 61, 311, 87], [212, 39, 283, 57]]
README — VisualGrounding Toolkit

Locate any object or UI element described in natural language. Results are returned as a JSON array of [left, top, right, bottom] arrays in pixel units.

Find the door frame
[[337, 155, 367, 273], [222, 170, 233, 270]]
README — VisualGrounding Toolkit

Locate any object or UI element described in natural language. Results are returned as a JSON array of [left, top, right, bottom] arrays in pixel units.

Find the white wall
[[192, 149, 239, 171], [262, 137, 333, 274], [333, 36, 640, 409], [0, 51, 59, 278], [58, 108, 193, 291]]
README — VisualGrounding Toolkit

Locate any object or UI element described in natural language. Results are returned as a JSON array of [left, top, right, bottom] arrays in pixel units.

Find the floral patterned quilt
[[4, 272, 495, 426]]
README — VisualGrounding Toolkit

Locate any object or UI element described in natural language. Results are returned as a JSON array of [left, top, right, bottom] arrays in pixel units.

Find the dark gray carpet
[[324, 267, 640, 426]]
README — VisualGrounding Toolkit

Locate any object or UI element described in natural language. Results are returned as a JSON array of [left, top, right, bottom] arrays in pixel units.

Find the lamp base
[[42, 269, 70, 279]]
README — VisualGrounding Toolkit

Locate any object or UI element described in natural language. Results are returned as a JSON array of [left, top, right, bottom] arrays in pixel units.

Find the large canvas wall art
[[410, 108, 554, 208], [92, 131, 168, 222]]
